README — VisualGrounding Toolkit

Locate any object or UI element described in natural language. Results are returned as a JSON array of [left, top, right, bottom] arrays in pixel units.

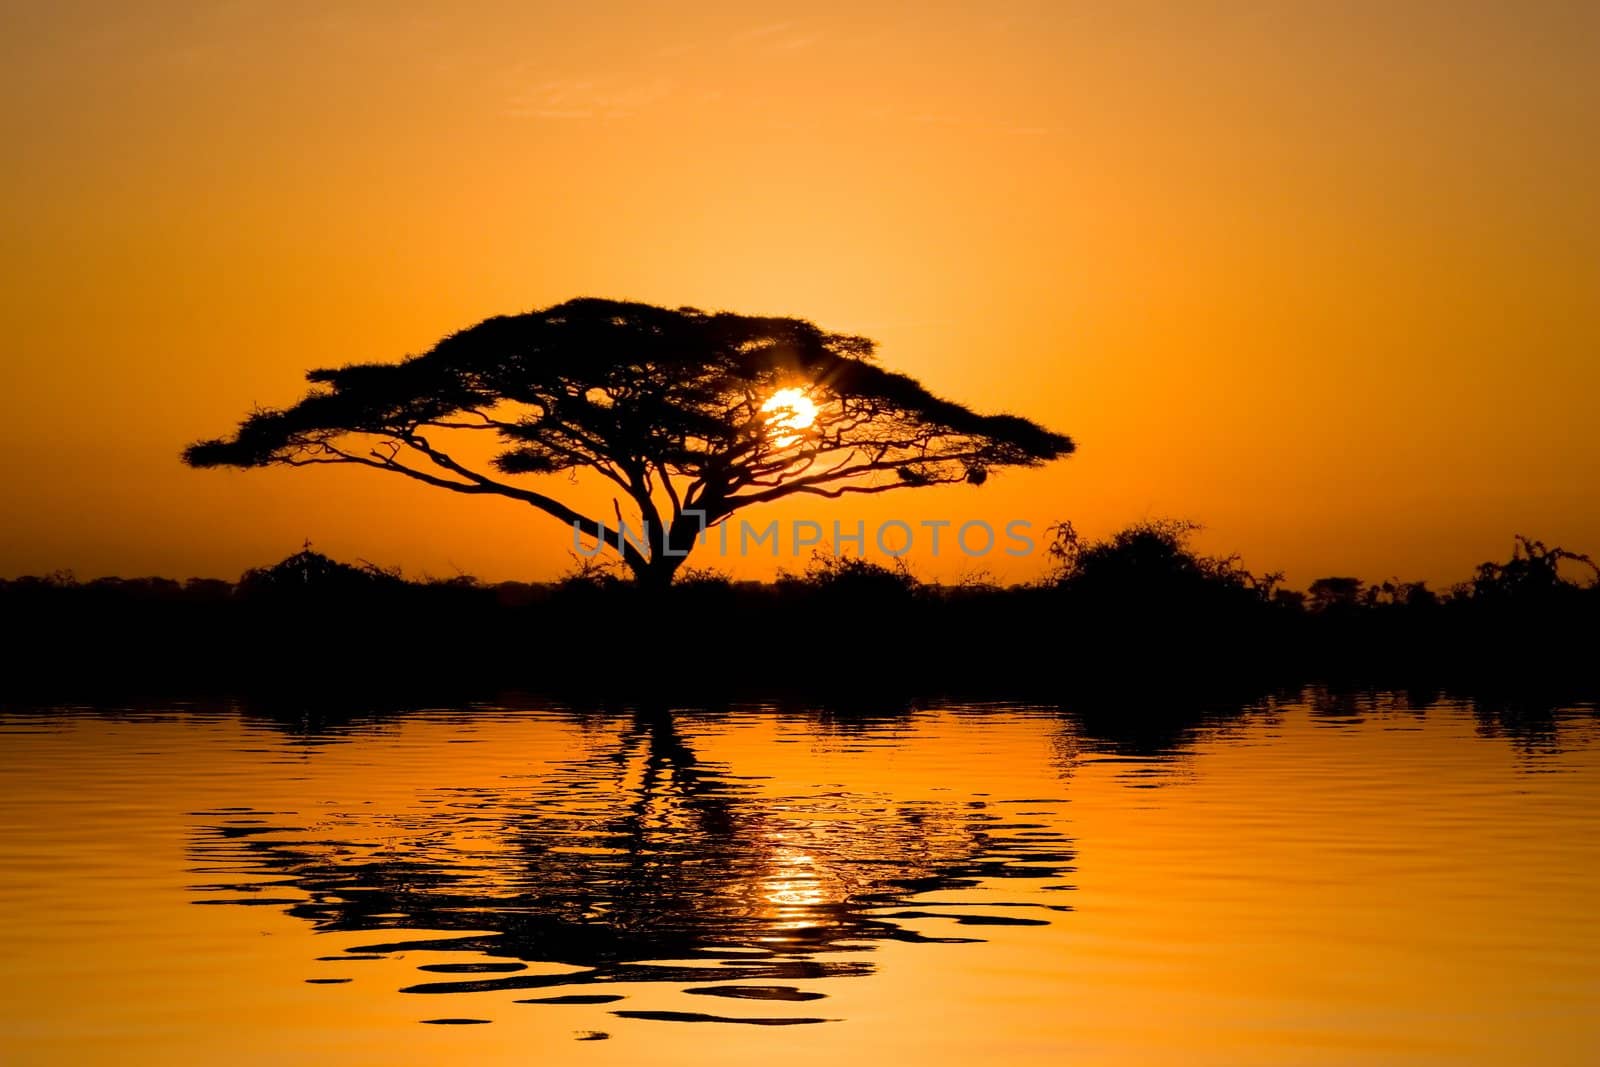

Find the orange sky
[[2, 2, 1595, 587]]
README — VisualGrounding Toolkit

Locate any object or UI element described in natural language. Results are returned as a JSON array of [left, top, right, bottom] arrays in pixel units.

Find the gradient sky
[[2, 1, 1595, 587]]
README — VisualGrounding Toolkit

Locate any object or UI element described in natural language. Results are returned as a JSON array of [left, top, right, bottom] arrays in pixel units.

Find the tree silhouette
[[183, 298, 1073, 587]]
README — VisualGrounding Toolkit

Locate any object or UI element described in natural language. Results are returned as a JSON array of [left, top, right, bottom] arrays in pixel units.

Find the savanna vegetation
[[2, 522, 1593, 703]]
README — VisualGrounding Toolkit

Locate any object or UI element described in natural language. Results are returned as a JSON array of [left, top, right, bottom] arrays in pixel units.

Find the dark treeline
[[1, 521, 1596, 703]]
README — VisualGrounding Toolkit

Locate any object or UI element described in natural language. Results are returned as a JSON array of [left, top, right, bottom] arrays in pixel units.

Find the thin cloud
[[505, 77, 677, 120], [732, 20, 824, 51]]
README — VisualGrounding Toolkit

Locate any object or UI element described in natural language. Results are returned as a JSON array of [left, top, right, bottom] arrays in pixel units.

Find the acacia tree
[[185, 298, 1074, 588]]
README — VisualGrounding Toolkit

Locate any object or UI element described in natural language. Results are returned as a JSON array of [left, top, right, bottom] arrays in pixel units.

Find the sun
[[761, 387, 818, 440]]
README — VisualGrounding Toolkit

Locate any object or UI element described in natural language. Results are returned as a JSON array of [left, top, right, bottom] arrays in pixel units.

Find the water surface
[[1, 693, 1596, 1065]]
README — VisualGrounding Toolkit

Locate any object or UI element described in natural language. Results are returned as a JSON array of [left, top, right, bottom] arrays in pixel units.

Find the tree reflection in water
[[190, 707, 1076, 1005]]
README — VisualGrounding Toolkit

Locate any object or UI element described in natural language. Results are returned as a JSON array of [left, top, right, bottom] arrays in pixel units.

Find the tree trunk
[[630, 555, 682, 594]]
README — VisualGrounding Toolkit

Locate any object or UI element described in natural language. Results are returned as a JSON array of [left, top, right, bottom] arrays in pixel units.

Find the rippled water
[[1, 693, 1596, 1065]]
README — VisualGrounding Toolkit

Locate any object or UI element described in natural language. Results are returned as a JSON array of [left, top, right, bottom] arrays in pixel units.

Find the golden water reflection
[[0, 694, 1596, 1065]]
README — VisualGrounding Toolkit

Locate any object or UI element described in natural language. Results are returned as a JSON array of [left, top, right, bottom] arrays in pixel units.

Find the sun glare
[[761, 387, 818, 438]]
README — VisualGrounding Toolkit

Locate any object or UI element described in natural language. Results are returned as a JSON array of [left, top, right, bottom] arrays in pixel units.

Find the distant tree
[[1306, 576, 1364, 613], [778, 550, 920, 599], [1360, 579, 1438, 609], [1471, 535, 1599, 602], [235, 547, 402, 597], [185, 298, 1074, 588], [1045, 519, 1275, 603], [182, 577, 235, 601]]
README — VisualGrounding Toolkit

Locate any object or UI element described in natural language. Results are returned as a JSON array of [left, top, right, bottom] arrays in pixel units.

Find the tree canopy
[[184, 297, 1074, 585]]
